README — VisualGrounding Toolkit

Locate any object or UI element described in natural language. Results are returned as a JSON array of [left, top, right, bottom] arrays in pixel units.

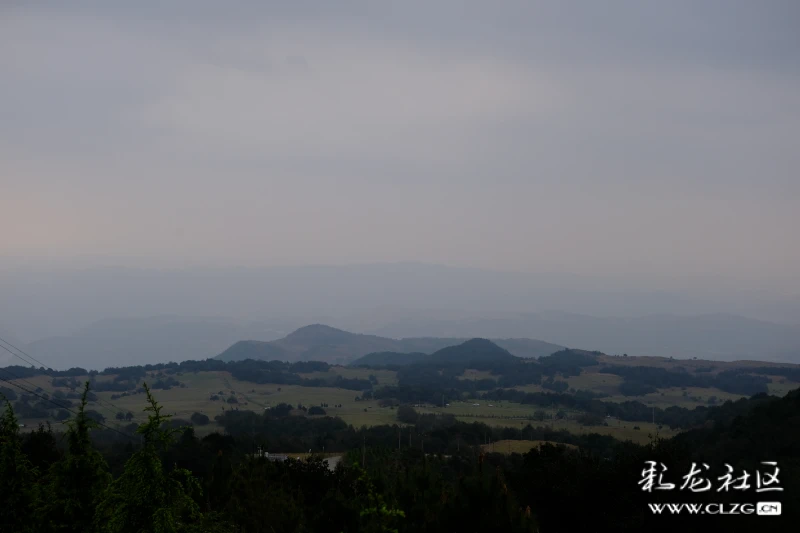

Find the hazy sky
[[2, 1, 799, 287]]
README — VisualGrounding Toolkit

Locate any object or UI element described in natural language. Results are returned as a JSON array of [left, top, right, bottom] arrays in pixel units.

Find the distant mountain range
[[3, 263, 799, 343], [10, 317, 292, 370], [5, 307, 800, 371], [215, 324, 563, 365], [364, 311, 800, 363], [350, 352, 429, 366], [350, 338, 519, 367]]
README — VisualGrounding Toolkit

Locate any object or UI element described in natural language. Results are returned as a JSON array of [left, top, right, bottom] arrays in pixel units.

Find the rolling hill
[[429, 338, 518, 363], [4, 263, 799, 366], [216, 324, 563, 364], [368, 311, 800, 362], [21, 317, 291, 370], [350, 352, 430, 366], [352, 339, 519, 366], [217, 325, 403, 364]]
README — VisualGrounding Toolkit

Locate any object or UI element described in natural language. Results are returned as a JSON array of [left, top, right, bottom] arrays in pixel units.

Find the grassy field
[[565, 372, 624, 394], [268, 452, 344, 460], [4, 366, 690, 439], [431, 413, 671, 444], [13, 369, 677, 445], [766, 377, 798, 396], [512, 383, 546, 393], [511, 363, 798, 409], [480, 440, 578, 454], [415, 401, 675, 444], [604, 386, 746, 409], [595, 354, 799, 374], [298, 367, 398, 386], [9, 369, 398, 431], [96, 372, 400, 429], [458, 370, 498, 381], [12, 361, 796, 443], [417, 400, 569, 419]]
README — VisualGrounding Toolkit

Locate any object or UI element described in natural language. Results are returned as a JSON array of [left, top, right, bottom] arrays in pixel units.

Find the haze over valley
[[2, 2, 799, 530], [1, 263, 798, 370]]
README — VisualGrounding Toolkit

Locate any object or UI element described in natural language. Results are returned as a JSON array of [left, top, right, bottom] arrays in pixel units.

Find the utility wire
[[0, 340, 139, 440], [0, 341, 126, 423], [0, 367, 79, 416], [0, 369, 137, 441], [0, 357, 62, 403], [0, 336, 135, 420]]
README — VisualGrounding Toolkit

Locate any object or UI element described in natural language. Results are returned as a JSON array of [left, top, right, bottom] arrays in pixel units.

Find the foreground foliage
[[0, 384, 796, 532]]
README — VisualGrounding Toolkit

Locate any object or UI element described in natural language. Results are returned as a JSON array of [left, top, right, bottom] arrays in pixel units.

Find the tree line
[[3, 381, 798, 532]]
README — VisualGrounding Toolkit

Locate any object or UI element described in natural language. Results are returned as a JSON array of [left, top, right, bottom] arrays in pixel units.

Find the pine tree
[[0, 395, 39, 533], [42, 382, 112, 533], [94, 383, 202, 533], [351, 462, 405, 533]]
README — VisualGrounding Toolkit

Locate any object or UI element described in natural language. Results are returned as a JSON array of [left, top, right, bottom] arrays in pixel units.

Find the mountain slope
[[5, 264, 799, 342], [430, 338, 518, 363], [352, 339, 521, 366], [369, 311, 800, 362], [490, 338, 566, 359], [215, 325, 562, 364], [216, 324, 404, 365], [216, 340, 291, 362], [24, 316, 290, 370], [270, 324, 404, 364], [350, 351, 430, 366]]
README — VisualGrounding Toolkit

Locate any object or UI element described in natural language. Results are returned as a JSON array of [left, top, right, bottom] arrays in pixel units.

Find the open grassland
[[417, 400, 567, 419], [415, 401, 676, 444], [766, 377, 798, 396], [480, 440, 578, 454], [13, 369, 398, 431], [15, 368, 679, 445], [565, 372, 624, 394], [8, 367, 688, 439], [595, 354, 800, 375], [6, 373, 57, 390], [298, 367, 398, 386], [269, 452, 344, 460], [512, 383, 546, 394], [458, 369, 498, 381], [127, 372, 397, 429], [13, 362, 796, 443], [517, 363, 797, 407], [604, 386, 746, 408]]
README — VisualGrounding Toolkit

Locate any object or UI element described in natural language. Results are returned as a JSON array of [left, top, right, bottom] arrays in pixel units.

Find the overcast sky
[[2, 1, 799, 290]]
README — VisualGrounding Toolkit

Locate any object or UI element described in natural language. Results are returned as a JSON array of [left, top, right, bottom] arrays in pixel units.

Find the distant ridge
[[350, 351, 429, 366], [215, 324, 563, 364], [216, 340, 291, 362], [430, 338, 517, 363], [216, 324, 400, 365], [283, 324, 371, 344], [352, 338, 520, 366]]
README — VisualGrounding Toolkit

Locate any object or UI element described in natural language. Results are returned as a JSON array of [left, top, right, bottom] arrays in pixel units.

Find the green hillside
[[214, 324, 563, 364], [217, 340, 290, 361], [430, 338, 518, 363], [353, 339, 522, 366], [350, 351, 429, 366]]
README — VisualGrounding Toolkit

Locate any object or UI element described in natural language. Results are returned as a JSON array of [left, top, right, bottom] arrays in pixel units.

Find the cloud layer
[[1, 1, 798, 288]]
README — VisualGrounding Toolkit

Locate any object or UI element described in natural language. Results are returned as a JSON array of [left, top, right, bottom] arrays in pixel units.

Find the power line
[[0, 359, 61, 404], [0, 341, 139, 441], [0, 367, 79, 416], [0, 336, 52, 371], [0, 369, 137, 442], [0, 336, 134, 420], [0, 341, 125, 422]]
